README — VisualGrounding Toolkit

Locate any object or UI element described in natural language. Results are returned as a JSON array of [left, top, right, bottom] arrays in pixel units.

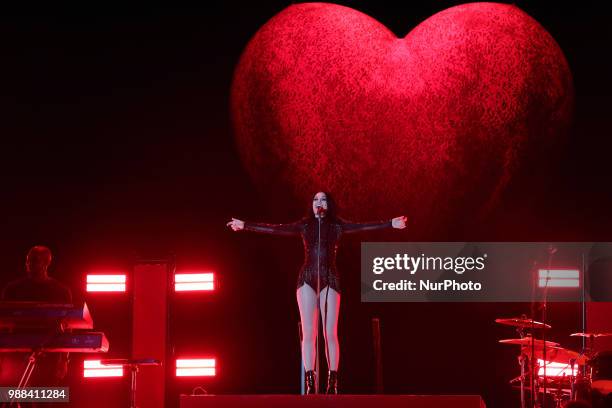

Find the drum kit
[[496, 315, 612, 408]]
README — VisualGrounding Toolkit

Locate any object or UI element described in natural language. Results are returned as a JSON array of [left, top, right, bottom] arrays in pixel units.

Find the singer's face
[[312, 192, 328, 216]]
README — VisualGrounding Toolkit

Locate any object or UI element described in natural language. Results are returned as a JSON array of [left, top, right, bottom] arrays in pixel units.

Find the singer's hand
[[391, 216, 407, 229], [226, 218, 245, 231]]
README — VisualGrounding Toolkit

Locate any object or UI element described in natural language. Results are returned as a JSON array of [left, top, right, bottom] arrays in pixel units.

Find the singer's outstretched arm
[[341, 216, 407, 233], [227, 217, 304, 236], [244, 220, 304, 236]]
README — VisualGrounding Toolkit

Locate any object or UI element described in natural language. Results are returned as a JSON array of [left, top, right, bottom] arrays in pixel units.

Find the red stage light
[[83, 360, 124, 378], [86, 274, 127, 292], [537, 359, 577, 377], [174, 273, 215, 292], [176, 358, 216, 377], [538, 269, 580, 288]]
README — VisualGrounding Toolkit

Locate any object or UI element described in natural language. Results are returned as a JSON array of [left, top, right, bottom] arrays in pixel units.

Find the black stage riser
[[180, 394, 486, 408]]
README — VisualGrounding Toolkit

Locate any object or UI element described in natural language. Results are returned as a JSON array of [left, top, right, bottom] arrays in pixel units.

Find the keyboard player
[[1, 245, 73, 388], [2, 246, 71, 304]]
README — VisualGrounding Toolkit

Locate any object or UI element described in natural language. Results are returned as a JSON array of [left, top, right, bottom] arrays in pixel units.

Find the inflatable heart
[[231, 2, 572, 234]]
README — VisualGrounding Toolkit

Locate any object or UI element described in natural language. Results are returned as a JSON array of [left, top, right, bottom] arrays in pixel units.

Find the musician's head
[[310, 191, 338, 219], [26, 245, 52, 278]]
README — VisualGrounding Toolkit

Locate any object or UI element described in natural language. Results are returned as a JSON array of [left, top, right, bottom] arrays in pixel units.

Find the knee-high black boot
[[305, 370, 316, 394], [326, 370, 338, 394]]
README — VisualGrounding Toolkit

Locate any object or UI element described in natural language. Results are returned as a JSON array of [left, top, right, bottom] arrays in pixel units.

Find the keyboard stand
[[101, 358, 161, 408]]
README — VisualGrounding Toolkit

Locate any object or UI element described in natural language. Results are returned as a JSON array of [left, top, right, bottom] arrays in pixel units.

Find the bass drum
[[592, 351, 612, 396]]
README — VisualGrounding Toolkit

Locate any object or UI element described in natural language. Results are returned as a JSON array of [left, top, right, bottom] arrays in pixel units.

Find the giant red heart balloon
[[231, 2, 572, 235]]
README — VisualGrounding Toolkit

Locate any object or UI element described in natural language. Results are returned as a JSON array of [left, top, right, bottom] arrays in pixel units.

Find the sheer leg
[[296, 283, 318, 371], [319, 286, 340, 371]]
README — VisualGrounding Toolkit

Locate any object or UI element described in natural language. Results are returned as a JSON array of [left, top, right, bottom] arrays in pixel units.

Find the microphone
[[316, 206, 326, 216]]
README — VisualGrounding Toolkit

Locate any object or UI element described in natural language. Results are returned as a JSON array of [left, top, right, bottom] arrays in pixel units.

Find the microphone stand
[[322, 215, 331, 387], [315, 207, 331, 394], [315, 211, 321, 394]]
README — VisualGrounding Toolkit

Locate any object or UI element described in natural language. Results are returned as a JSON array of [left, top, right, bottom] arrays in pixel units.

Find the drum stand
[[550, 384, 566, 408], [519, 352, 528, 408], [533, 359, 541, 408], [514, 324, 529, 408], [6, 349, 43, 407], [514, 319, 539, 408], [16, 350, 41, 391], [569, 359, 577, 400]]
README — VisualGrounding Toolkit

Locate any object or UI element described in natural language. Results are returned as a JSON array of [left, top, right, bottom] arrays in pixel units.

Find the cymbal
[[495, 317, 551, 329], [571, 332, 612, 338], [499, 337, 560, 347], [528, 346, 587, 365]]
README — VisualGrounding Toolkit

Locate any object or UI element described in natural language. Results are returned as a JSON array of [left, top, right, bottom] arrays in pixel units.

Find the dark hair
[[307, 191, 339, 221]]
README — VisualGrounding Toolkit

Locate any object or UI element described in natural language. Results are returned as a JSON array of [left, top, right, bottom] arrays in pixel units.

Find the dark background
[[0, 2, 610, 407]]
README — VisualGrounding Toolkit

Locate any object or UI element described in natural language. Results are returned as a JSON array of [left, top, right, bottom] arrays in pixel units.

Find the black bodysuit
[[244, 217, 392, 293]]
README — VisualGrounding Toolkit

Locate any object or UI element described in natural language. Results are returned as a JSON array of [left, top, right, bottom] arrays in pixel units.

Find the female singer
[[227, 191, 407, 394]]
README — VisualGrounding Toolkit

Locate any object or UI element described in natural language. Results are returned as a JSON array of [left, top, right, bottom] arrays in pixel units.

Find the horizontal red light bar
[[87, 274, 127, 292], [83, 360, 124, 378], [176, 358, 216, 377], [538, 279, 579, 288], [87, 283, 126, 292], [538, 269, 580, 288], [175, 273, 215, 292]]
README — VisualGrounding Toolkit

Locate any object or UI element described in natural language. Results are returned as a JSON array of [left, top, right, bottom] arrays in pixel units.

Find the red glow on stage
[[176, 358, 216, 377], [538, 269, 580, 288], [86, 274, 127, 292], [83, 360, 124, 378], [174, 273, 215, 292]]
